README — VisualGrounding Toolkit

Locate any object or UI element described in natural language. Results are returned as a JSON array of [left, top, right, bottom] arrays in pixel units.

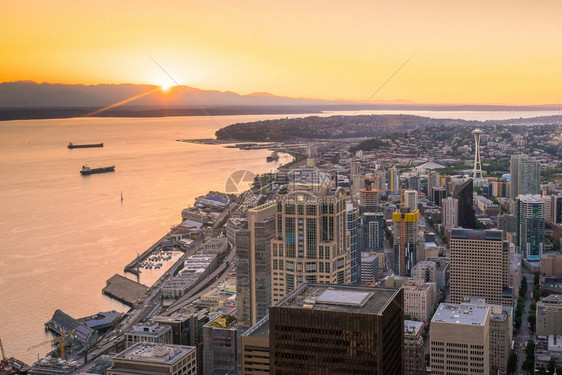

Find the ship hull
[[68, 143, 104, 149], [80, 166, 115, 175]]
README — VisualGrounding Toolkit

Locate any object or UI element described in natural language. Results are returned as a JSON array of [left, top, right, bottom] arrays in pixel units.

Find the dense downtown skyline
[[1, 0, 562, 105]]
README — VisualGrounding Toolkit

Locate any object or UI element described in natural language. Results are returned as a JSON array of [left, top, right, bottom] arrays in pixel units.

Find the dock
[[102, 274, 148, 307], [123, 233, 174, 276]]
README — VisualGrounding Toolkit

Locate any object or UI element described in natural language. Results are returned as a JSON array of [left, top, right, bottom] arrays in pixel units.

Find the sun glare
[[159, 82, 175, 92]]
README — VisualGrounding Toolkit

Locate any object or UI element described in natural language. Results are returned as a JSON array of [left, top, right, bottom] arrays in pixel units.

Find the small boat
[[68, 142, 103, 149], [266, 151, 279, 162], [80, 165, 115, 175]]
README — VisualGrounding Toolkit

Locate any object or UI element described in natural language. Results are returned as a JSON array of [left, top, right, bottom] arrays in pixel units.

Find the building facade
[[269, 284, 404, 375], [449, 229, 512, 306], [347, 202, 361, 285], [124, 323, 173, 349], [442, 197, 458, 232], [510, 154, 540, 199], [393, 208, 420, 277], [404, 320, 425, 375], [107, 343, 197, 375], [516, 194, 545, 260], [270, 187, 351, 304], [453, 179, 475, 229]]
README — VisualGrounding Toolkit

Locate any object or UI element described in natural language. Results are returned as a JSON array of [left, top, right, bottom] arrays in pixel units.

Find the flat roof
[[432, 303, 490, 326], [450, 228, 503, 241], [114, 343, 195, 365], [242, 316, 270, 339], [275, 284, 399, 315], [404, 320, 423, 334]]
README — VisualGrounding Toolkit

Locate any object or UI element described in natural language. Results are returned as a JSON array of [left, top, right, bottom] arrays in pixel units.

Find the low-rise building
[[403, 279, 436, 322], [202, 313, 239, 375], [537, 295, 562, 337], [541, 252, 562, 277], [107, 343, 197, 375], [124, 323, 173, 348], [241, 316, 270, 375]]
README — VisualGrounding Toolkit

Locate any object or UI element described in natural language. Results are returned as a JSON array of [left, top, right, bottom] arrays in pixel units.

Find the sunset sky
[[1, 1, 561, 105]]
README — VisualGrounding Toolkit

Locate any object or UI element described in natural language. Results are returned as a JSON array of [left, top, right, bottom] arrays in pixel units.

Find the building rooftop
[[404, 320, 424, 335], [517, 194, 544, 203], [275, 284, 400, 315], [113, 343, 195, 364], [450, 228, 503, 241], [432, 303, 490, 326], [127, 322, 170, 336], [242, 316, 270, 339]]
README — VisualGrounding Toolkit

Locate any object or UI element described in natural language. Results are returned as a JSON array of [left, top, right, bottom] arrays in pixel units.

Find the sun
[[159, 81, 175, 92]]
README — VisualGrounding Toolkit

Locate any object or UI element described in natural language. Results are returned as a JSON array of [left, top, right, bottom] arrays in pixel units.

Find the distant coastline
[[0, 104, 560, 122]]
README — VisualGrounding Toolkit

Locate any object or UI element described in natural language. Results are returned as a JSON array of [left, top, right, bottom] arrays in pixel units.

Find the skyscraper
[[427, 171, 441, 199], [236, 202, 276, 332], [359, 185, 381, 212], [442, 196, 458, 232], [472, 128, 484, 179], [403, 189, 418, 210], [393, 207, 420, 277], [449, 229, 512, 306], [270, 186, 351, 304], [363, 212, 385, 251], [347, 202, 361, 285], [387, 166, 400, 194], [516, 194, 545, 260], [350, 161, 361, 198], [453, 179, 475, 229], [269, 284, 404, 374], [510, 154, 541, 199]]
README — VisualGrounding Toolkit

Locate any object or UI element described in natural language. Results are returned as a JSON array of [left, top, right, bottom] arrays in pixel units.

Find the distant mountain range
[[0, 81, 559, 121]]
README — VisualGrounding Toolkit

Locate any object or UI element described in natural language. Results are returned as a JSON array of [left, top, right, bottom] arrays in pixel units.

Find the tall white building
[[510, 154, 540, 199], [442, 197, 458, 232], [516, 194, 545, 260], [403, 189, 418, 210]]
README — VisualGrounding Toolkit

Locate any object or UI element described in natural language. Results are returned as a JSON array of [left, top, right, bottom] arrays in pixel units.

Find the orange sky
[[1, 0, 561, 105]]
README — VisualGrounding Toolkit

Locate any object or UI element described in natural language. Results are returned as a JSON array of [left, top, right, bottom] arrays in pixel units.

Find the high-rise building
[[363, 212, 385, 251], [516, 194, 545, 260], [449, 229, 512, 306], [432, 186, 447, 207], [270, 186, 350, 304], [359, 185, 381, 212], [107, 343, 197, 375], [551, 194, 562, 224], [404, 189, 418, 210], [360, 252, 380, 285], [350, 161, 361, 198], [430, 303, 490, 375], [408, 175, 420, 191], [202, 313, 239, 375], [427, 171, 441, 199], [453, 179, 475, 229], [472, 128, 484, 179], [393, 208, 420, 277], [387, 166, 400, 194], [236, 202, 276, 332], [536, 295, 562, 336], [347, 202, 361, 285], [269, 284, 404, 374], [510, 154, 540, 199], [404, 320, 425, 375], [442, 197, 458, 232]]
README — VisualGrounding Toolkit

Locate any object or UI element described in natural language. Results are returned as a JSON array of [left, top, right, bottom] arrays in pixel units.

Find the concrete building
[[541, 252, 562, 277], [202, 313, 239, 375], [432, 186, 447, 207], [450, 229, 513, 306], [510, 154, 540, 199], [270, 186, 350, 304], [412, 260, 436, 283], [404, 189, 418, 210], [362, 212, 384, 251], [537, 295, 562, 337], [453, 179, 476, 229], [442, 197, 458, 232], [534, 335, 562, 373], [498, 214, 517, 236], [359, 186, 381, 211], [427, 171, 441, 200], [347, 202, 361, 285], [107, 343, 197, 375], [474, 195, 499, 216], [430, 303, 490, 375], [269, 284, 404, 375], [516, 194, 545, 260], [403, 279, 436, 322], [387, 166, 400, 194], [240, 316, 270, 375], [236, 202, 276, 332], [350, 161, 361, 198], [552, 195, 562, 224], [392, 208, 420, 277], [489, 304, 513, 375], [124, 323, 173, 349], [360, 252, 379, 285], [426, 257, 450, 291], [404, 320, 425, 375]]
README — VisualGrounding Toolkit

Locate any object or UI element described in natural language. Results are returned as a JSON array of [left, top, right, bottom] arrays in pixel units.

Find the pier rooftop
[[102, 274, 148, 307]]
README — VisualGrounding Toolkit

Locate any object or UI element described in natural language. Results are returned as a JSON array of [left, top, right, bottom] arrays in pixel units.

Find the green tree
[[528, 313, 536, 332], [507, 352, 518, 374]]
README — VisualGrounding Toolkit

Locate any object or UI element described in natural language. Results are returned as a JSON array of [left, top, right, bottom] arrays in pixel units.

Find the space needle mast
[[472, 128, 484, 179]]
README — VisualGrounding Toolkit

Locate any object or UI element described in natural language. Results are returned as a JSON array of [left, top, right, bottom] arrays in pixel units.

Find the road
[[513, 270, 535, 374]]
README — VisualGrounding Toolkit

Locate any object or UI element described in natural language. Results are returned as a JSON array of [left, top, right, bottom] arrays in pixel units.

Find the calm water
[[0, 109, 558, 363]]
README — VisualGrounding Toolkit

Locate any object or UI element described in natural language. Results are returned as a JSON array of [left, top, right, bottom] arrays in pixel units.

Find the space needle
[[472, 128, 484, 179]]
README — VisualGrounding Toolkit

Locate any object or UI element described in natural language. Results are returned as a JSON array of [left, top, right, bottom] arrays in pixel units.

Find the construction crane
[[26, 329, 74, 360]]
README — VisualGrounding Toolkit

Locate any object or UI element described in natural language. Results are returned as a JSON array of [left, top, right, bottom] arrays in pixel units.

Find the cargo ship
[[68, 142, 104, 149], [266, 151, 279, 162], [80, 165, 115, 175]]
